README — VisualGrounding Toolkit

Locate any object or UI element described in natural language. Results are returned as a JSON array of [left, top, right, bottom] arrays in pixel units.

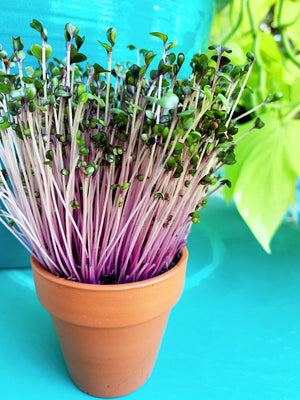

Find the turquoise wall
[[1, 0, 214, 76]]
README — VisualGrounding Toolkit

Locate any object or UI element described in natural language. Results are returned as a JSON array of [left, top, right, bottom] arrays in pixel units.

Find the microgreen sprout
[[0, 21, 262, 283]]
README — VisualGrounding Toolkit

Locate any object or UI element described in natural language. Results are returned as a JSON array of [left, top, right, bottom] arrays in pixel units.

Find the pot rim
[[31, 246, 188, 292]]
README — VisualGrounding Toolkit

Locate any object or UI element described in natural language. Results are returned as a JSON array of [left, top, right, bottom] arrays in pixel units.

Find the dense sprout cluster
[[0, 21, 259, 283]]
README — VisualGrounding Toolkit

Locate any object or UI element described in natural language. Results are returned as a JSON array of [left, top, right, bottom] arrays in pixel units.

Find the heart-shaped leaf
[[150, 32, 168, 44], [71, 53, 87, 64], [157, 92, 179, 109], [98, 41, 112, 53], [12, 36, 23, 52], [24, 85, 37, 101], [88, 94, 105, 107], [224, 111, 300, 253], [31, 44, 52, 61], [0, 50, 8, 59], [93, 63, 109, 74], [65, 23, 79, 41], [166, 41, 178, 52], [75, 35, 85, 50], [55, 89, 71, 98], [45, 45, 52, 61], [0, 118, 10, 130], [10, 88, 25, 100], [0, 83, 11, 95], [106, 28, 117, 46], [30, 19, 43, 33], [31, 44, 42, 61]]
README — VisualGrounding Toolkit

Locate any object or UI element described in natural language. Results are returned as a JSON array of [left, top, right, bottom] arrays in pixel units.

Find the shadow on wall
[[1, 0, 214, 76]]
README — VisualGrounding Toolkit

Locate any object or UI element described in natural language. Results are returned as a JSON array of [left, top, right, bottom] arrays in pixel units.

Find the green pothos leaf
[[224, 111, 300, 253]]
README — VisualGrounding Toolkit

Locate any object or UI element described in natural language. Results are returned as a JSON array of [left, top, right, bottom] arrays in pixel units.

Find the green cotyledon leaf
[[157, 91, 179, 109], [224, 111, 300, 253]]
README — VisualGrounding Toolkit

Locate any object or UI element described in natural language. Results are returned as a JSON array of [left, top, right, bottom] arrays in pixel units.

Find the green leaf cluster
[[224, 112, 300, 252], [210, 0, 300, 251]]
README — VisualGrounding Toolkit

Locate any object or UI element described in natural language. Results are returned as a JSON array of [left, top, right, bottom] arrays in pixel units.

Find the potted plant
[[0, 20, 264, 398]]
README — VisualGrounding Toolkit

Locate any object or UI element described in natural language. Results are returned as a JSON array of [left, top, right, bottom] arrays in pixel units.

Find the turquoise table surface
[[1, 196, 300, 400]]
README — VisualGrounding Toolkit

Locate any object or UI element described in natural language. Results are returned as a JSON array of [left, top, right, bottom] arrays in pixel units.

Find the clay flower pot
[[31, 247, 188, 398]]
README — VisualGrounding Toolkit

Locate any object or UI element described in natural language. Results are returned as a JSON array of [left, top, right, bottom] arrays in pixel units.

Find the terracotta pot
[[31, 247, 188, 398]]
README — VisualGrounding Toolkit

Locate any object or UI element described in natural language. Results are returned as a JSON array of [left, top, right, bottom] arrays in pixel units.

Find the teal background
[[0, 0, 214, 267], [1, 196, 300, 399], [3, 3, 300, 399], [1, 0, 214, 78]]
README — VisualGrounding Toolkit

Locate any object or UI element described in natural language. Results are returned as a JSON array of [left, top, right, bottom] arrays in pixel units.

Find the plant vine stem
[[66, 41, 71, 88], [23, 117, 73, 276], [105, 51, 112, 124], [71, 63, 75, 93], [66, 42, 74, 133], [283, 103, 300, 123], [222, 0, 246, 45], [156, 75, 163, 124], [17, 60, 24, 87], [200, 181, 225, 202], [278, 0, 300, 69], [246, 0, 265, 105], [234, 125, 256, 144], [233, 100, 267, 122], [130, 78, 144, 135], [226, 58, 255, 127], [155, 42, 167, 124]]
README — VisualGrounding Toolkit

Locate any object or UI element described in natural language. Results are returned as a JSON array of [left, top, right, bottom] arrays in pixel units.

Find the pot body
[[31, 247, 188, 398]]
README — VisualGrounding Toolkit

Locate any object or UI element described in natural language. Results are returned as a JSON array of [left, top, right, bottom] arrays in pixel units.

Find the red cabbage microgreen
[[0, 21, 263, 283]]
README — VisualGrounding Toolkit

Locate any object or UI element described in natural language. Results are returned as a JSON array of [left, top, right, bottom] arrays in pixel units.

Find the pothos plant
[[0, 20, 262, 284], [210, 0, 300, 252]]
